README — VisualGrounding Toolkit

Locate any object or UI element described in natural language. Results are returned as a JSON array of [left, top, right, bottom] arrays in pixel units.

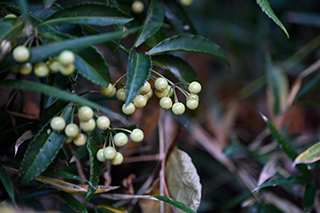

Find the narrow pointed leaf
[[0, 164, 15, 204], [254, 176, 309, 191], [0, 80, 127, 122], [17, 0, 30, 22], [293, 142, 320, 165], [44, 73, 69, 109], [0, 18, 17, 40], [162, 0, 197, 34], [18, 105, 73, 185], [152, 54, 199, 83], [42, 3, 132, 26], [125, 50, 152, 106], [165, 147, 201, 212], [44, 167, 90, 184], [304, 184, 316, 212], [74, 46, 110, 88], [15, 188, 57, 202], [148, 34, 230, 66], [133, 0, 164, 47], [57, 191, 87, 213], [81, 134, 103, 207], [154, 195, 196, 213], [257, 0, 289, 38], [0, 27, 140, 71]]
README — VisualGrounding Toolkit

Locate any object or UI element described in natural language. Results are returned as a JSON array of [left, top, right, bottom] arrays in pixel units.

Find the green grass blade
[[154, 195, 196, 213]]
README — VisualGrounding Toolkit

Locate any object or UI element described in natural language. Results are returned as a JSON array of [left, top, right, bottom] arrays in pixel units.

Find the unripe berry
[[50, 116, 66, 131], [155, 88, 169, 98], [159, 97, 172, 110], [186, 99, 199, 110], [140, 81, 151, 94], [78, 106, 93, 122], [19, 62, 33, 75], [65, 123, 80, 138], [100, 84, 116, 97], [145, 89, 153, 99], [103, 146, 117, 160], [65, 136, 73, 144], [13, 46, 30, 63], [187, 93, 199, 101], [81, 118, 96, 132], [96, 116, 110, 130], [171, 102, 185, 116], [132, 1, 144, 14], [48, 57, 60, 73], [130, 129, 144, 143], [59, 63, 75, 76], [133, 95, 147, 108], [167, 85, 174, 97], [4, 14, 17, 19], [116, 88, 126, 101], [34, 62, 49, 78], [58, 50, 75, 66], [154, 78, 168, 91], [180, 0, 193, 7], [114, 132, 128, 147], [111, 152, 123, 165], [96, 149, 107, 162], [73, 133, 87, 146], [122, 103, 136, 115], [188, 81, 202, 94]]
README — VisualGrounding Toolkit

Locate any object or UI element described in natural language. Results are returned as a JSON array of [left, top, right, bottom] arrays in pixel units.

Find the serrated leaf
[[125, 49, 152, 106], [162, 0, 197, 34], [57, 191, 87, 213], [165, 147, 201, 212], [152, 54, 199, 83], [81, 134, 103, 208], [18, 105, 73, 185], [0, 27, 140, 71], [74, 46, 110, 88], [257, 0, 289, 38], [304, 184, 316, 212], [154, 195, 196, 213], [0, 80, 127, 123], [133, 0, 164, 47], [148, 34, 230, 66], [0, 164, 15, 204], [293, 142, 320, 165], [41, 3, 132, 26], [253, 175, 309, 191]]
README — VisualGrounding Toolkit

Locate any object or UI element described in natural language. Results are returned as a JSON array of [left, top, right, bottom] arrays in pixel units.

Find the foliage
[[1, 0, 320, 212]]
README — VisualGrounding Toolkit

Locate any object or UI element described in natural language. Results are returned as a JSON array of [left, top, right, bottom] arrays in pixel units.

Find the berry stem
[[111, 127, 132, 134], [70, 105, 76, 124], [173, 86, 179, 103], [113, 73, 127, 86]]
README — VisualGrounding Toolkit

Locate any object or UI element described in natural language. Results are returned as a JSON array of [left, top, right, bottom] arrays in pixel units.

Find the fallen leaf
[[15, 130, 34, 157]]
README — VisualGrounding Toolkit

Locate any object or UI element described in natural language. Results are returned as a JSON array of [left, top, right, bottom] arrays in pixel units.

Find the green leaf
[[262, 115, 311, 176], [81, 134, 103, 208], [71, 145, 89, 162], [0, 18, 16, 40], [44, 167, 90, 184], [41, 3, 132, 26], [74, 46, 110, 87], [0, 27, 140, 71], [147, 34, 230, 66], [125, 49, 152, 106], [304, 184, 316, 212], [45, 73, 69, 108], [0, 80, 127, 123], [133, 0, 164, 48], [257, 0, 289, 38], [57, 191, 87, 213], [152, 54, 199, 83], [266, 56, 288, 115], [162, 0, 197, 34], [293, 142, 320, 165], [18, 105, 73, 185], [154, 195, 196, 213], [165, 147, 201, 212], [0, 164, 15, 204], [17, 0, 30, 22], [254, 175, 310, 191], [43, 0, 56, 8], [15, 188, 57, 202]]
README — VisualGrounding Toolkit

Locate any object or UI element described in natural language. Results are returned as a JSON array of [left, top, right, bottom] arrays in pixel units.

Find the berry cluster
[[10, 45, 76, 77], [99, 73, 202, 116], [50, 106, 144, 166]]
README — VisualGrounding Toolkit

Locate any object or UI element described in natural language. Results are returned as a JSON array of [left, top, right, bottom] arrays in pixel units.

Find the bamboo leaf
[[133, 0, 164, 47], [0, 164, 15, 204], [253, 176, 310, 191], [125, 49, 152, 106], [41, 3, 132, 26], [257, 0, 289, 38], [18, 105, 73, 185], [148, 34, 230, 66], [152, 54, 199, 83], [165, 147, 201, 212], [0, 80, 127, 122], [293, 142, 320, 165], [57, 191, 87, 213], [154, 195, 196, 213]]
